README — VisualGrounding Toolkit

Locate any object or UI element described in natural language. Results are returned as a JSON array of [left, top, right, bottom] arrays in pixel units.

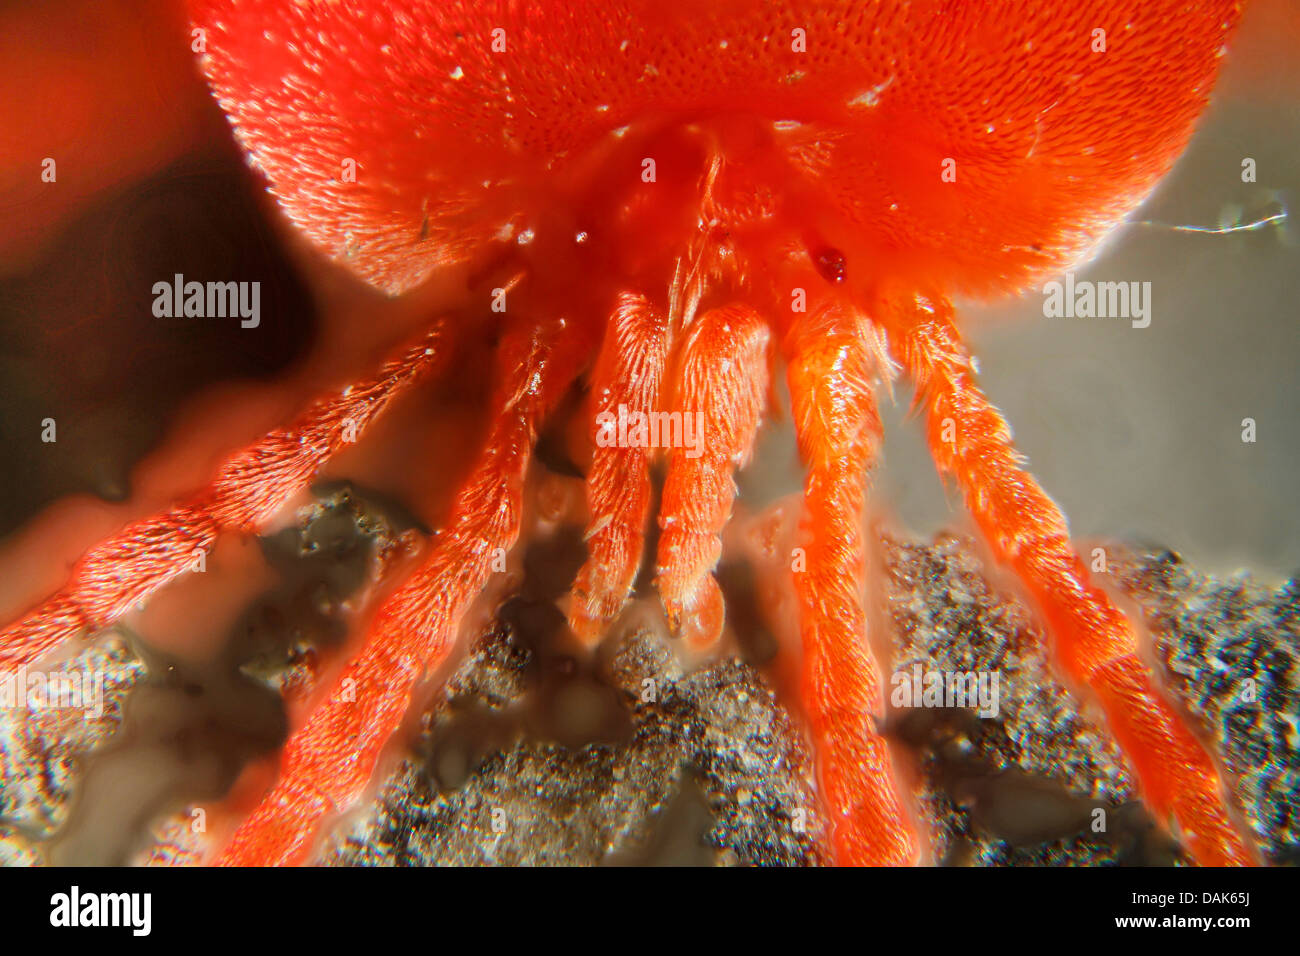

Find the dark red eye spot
[[813, 246, 847, 284]]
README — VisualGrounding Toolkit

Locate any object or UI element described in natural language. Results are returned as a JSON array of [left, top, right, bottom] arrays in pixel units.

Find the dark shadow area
[[0, 139, 317, 535]]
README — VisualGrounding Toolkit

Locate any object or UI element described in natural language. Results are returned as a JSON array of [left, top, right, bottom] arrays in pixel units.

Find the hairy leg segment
[[655, 304, 770, 649], [785, 305, 919, 866], [880, 292, 1253, 867], [568, 292, 672, 644], [0, 321, 448, 675], [218, 316, 589, 865]]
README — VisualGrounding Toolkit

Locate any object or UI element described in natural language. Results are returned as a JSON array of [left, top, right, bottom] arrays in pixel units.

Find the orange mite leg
[[568, 292, 672, 644], [655, 304, 769, 649], [0, 321, 448, 676], [218, 317, 586, 866], [883, 293, 1254, 867], [785, 305, 918, 866]]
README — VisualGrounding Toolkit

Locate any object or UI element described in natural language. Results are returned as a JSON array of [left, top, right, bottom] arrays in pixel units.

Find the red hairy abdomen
[[192, 0, 1240, 298]]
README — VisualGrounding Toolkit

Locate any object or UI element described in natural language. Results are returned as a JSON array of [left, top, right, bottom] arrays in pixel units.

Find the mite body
[[194, 0, 1238, 307]]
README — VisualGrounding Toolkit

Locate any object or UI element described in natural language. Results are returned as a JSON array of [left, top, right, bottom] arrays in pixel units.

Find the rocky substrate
[[2, 489, 1295, 866]]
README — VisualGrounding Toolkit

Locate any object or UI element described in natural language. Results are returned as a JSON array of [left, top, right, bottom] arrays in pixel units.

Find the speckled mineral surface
[[320, 516, 1298, 866], [1, 488, 1295, 866]]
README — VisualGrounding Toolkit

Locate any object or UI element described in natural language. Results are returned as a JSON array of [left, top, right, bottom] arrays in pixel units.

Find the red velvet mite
[[0, 0, 1254, 866]]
